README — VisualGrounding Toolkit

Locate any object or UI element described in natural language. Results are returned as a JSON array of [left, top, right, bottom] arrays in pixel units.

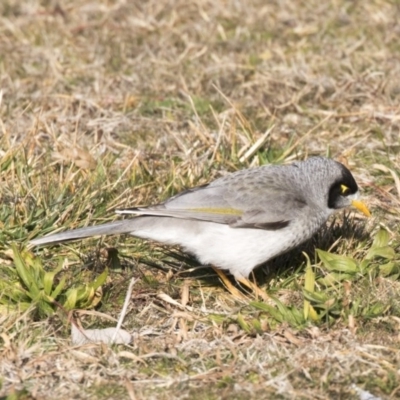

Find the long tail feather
[[30, 220, 136, 246]]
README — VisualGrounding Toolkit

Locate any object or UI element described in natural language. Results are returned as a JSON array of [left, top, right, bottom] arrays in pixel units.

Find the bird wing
[[118, 169, 307, 230]]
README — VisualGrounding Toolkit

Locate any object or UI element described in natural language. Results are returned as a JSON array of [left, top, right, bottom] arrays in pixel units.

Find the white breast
[[129, 215, 326, 279]]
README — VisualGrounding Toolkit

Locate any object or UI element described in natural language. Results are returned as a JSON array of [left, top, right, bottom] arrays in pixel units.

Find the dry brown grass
[[1, 0, 400, 398]]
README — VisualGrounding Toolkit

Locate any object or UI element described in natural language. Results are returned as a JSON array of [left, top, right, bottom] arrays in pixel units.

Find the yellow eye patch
[[340, 184, 350, 195]]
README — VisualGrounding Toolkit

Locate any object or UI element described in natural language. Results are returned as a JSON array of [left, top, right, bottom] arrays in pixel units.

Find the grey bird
[[30, 157, 370, 290]]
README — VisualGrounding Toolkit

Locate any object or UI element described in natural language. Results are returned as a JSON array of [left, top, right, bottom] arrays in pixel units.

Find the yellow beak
[[351, 200, 371, 217]]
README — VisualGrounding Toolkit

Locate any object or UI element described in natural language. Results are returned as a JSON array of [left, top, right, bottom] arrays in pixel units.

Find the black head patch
[[328, 163, 358, 209]]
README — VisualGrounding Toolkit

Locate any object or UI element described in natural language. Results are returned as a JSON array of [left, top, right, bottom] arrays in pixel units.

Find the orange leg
[[212, 267, 247, 300], [212, 267, 269, 301], [237, 276, 270, 302]]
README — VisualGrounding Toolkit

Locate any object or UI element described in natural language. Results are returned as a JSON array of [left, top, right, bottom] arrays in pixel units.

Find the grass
[[1, 0, 400, 398]]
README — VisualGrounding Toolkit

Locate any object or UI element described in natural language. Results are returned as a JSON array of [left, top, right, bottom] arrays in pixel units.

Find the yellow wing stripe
[[188, 207, 243, 216]]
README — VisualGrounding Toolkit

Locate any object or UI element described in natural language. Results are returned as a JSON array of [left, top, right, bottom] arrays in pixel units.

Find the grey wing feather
[[119, 167, 308, 230]]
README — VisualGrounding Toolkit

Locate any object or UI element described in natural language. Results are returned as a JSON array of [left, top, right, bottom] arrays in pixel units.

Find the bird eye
[[340, 184, 350, 195]]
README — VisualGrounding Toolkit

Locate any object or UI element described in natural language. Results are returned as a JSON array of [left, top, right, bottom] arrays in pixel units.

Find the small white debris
[[71, 324, 132, 345]]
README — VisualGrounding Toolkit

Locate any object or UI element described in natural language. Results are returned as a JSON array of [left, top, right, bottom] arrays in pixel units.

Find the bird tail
[[30, 220, 136, 246]]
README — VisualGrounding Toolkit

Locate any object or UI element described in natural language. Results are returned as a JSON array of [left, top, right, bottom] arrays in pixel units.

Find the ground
[[1, 0, 400, 399]]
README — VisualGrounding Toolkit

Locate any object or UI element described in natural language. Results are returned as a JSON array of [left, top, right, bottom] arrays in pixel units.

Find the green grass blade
[[11, 244, 40, 298]]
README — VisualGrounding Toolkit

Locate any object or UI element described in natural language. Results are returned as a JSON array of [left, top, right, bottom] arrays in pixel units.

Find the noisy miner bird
[[30, 157, 370, 299]]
